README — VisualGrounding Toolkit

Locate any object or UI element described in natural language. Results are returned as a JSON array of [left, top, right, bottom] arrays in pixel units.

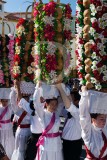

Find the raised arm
[[56, 83, 80, 118], [79, 86, 92, 140], [56, 83, 71, 109], [10, 87, 19, 113]]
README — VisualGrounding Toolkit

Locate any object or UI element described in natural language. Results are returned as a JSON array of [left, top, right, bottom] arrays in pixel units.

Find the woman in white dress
[[10, 81, 34, 160], [0, 88, 15, 159], [16, 82, 64, 160]]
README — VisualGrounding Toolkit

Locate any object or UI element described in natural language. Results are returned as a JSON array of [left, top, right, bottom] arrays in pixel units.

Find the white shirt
[[62, 103, 81, 141], [19, 98, 43, 134], [79, 91, 107, 159]]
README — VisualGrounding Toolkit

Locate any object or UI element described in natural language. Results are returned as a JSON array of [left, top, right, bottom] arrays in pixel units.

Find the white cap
[[40, 83, 59, 100], [89, 90, 107, 114], [20, 81, 35, 95], [0, 88, 11, 99]]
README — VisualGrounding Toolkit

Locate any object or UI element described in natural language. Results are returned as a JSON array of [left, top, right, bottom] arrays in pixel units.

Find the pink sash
[[36, 112, 61, 160], [0, 107, 11, 128]]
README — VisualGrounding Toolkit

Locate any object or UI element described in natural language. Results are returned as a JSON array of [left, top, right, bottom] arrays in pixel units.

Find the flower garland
[[13, 18, 35, 82], [0, 35, 11, 87], [0, 35, 5, 86], [8, 34, 15, 80], [76, 0, 107, 90], [76, 0, 85, 85], [33, 2, 72, 84]]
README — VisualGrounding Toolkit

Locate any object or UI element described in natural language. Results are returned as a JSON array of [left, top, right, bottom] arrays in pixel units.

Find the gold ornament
[[84, 17, 90, 25], [84, 9, 90, 18], [85, 73, 91, 81], [85, 58, 92, 66], [83, 0, 90, 8], [86, 81, 93, 89], [84, 42, 91, 51], [83, 25, 90, 33], [85, 65, 91, 73], [83, 33, 90, 41]]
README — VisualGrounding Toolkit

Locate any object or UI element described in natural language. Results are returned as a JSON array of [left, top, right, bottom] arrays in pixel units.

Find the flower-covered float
[[0, 33, 15, 87], [76, 0, 107, 91], [33, 0, 72, 84]]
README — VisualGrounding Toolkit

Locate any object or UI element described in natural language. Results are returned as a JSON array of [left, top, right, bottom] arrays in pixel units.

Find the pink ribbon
[[0, 119, 11, 128], [0, 107, 9, 128], [36, 113, 61, 160]]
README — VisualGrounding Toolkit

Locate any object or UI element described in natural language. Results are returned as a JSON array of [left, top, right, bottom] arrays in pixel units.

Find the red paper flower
[[43, 1, 56, 16], [64, 30, 72, 40], [14, 55, 20, 63], [46, 55, 57, 72], [16, 18, 25, 28], [77, 0, 83, 5], [13, 73, 19, 79], [44, 25, 55, 41], [15, 37, 22, 45]]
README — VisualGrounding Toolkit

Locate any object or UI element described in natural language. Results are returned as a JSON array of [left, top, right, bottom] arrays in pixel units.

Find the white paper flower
[[46, 42, 56, 55], [95, 83, 102, 90], [91, 77, 97, 84], [90, 4, 97, 16], [91, 17, 97, 23], [103, 71, 107, 75], [92, 52, 97, 59], [64, 18, 72, 31], [89, 27, 96, 36], [91, 65, 98, 70], [92, 61, 97, 66], [28, 66, 33, 74], [103, 76, 107, 81], [43, 15, 55, 26], [13, 66, 20, 74]]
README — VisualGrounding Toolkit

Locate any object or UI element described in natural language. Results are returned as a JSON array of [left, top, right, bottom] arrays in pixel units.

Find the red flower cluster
[[43, 1, 56, 16], [13, 73, 19, 79], [77, 0, 83, 5], [93, 70, 102, 81], [16, 18, 25, 28], [44, 25, 55, 41], [65, 4, 72, 18], [14, 55, 20, 63], [15, 37, 22, 45], [46, 55, 57, 72], [64, 30, 72, 40], [90, 0, 102, 6]]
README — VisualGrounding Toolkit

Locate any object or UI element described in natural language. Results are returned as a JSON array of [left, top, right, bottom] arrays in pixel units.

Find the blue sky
[[5, 0, 76, 15]]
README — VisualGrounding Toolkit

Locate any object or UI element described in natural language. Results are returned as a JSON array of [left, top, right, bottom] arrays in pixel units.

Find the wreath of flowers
[[76, 0, 107, 90], [13, 18, 35, 82], [33, 1, 72, 83]]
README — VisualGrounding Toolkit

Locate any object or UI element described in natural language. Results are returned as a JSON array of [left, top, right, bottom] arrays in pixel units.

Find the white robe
[[79, 91, 107, 160], [0, 105, 15, 159], [11, 108, 31, 160]]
